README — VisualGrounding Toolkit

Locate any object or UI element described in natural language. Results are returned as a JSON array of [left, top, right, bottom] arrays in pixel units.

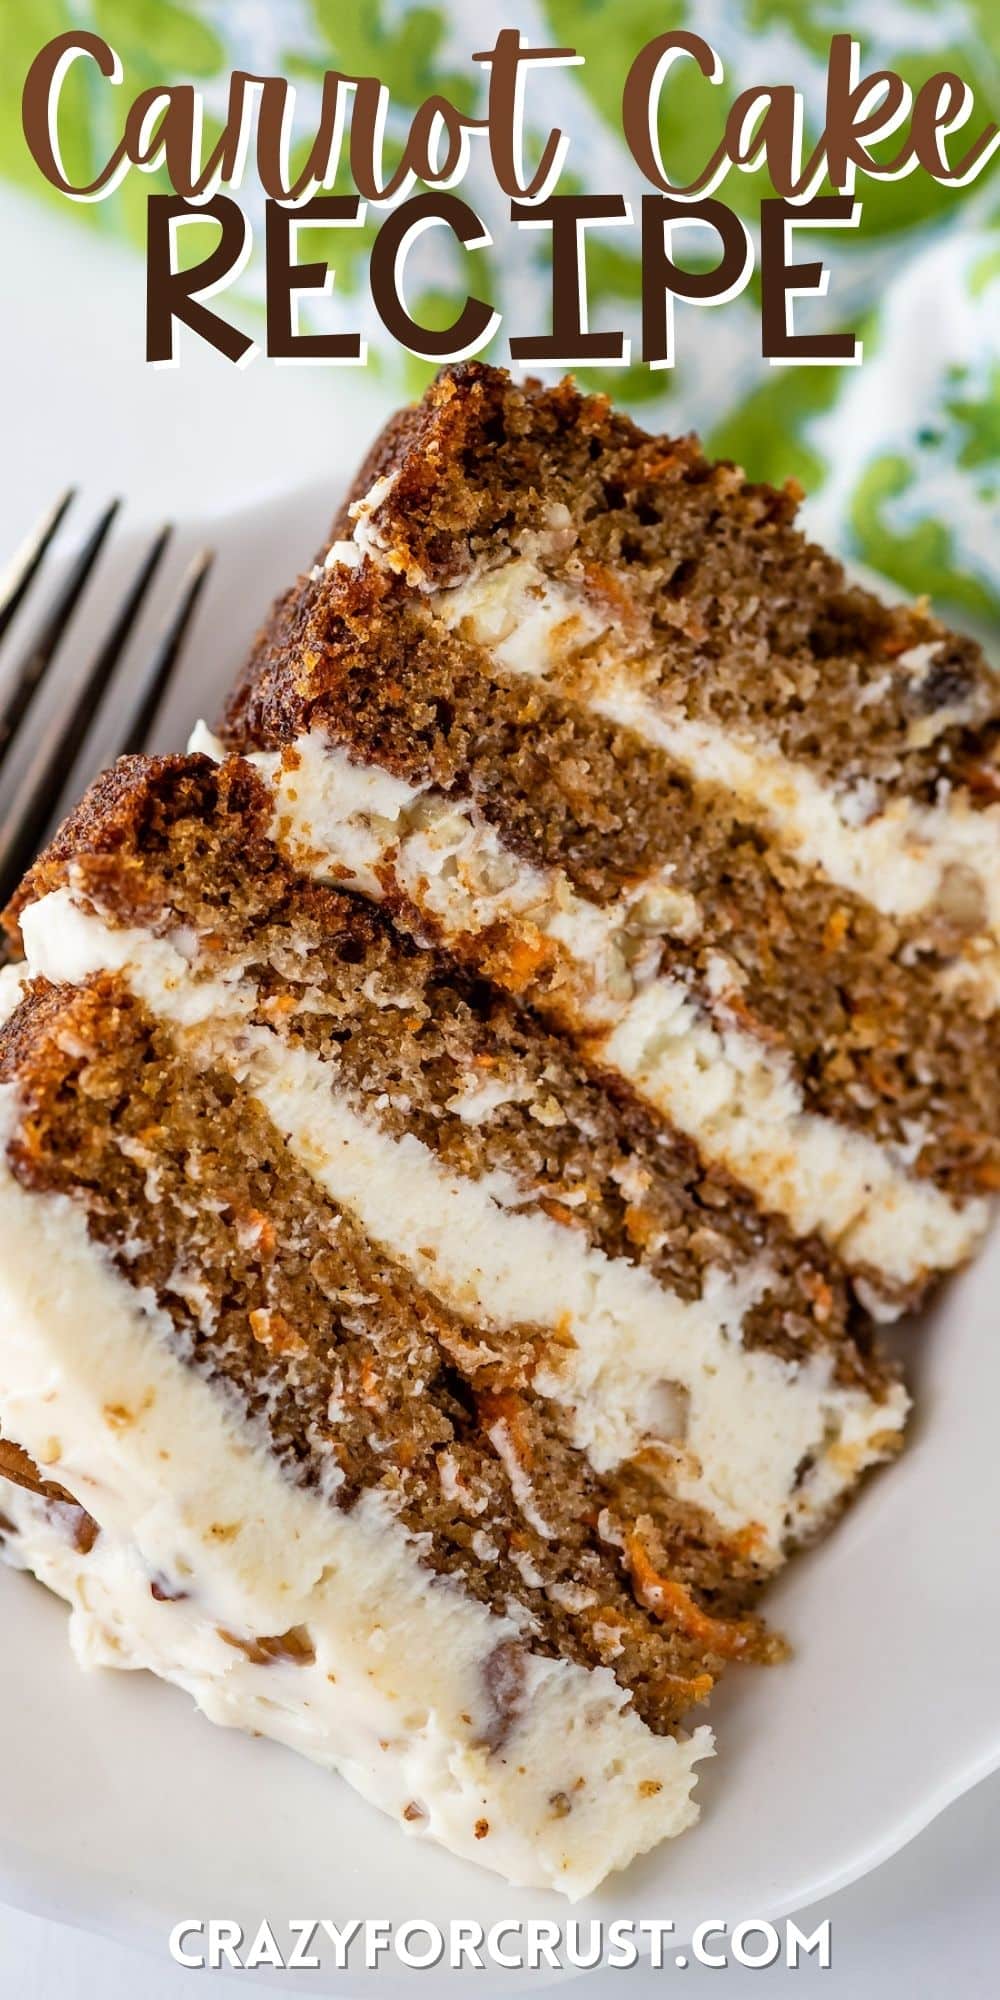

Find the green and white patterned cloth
[[4, 0, 997, 628]]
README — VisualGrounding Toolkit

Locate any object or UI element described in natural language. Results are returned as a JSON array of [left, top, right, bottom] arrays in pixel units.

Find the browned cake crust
[[5, 751, 276, 945]]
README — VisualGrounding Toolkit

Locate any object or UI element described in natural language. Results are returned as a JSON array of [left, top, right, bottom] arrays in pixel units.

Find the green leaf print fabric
[[5, 0, 997, 627]]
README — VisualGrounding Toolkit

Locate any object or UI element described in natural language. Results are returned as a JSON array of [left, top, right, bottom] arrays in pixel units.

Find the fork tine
[[0, 497, 120, 764], [70, 522, 173, 744], [0, 489, 76, 647], [118, 546, 214, 756], [0, 526, 173, 911]]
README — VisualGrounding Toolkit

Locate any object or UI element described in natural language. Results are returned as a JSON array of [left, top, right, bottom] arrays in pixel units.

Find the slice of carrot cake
[[223, 363, 1000, 1323], [0, 753, 904, 1893]]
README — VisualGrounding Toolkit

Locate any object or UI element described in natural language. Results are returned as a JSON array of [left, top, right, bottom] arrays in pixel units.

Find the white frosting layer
[[599, 986, 983, 1285], [0, 1124, 709, 1897], [19, 888, 907, 1560], [187, 727, 986, 1290], [433, 555, 1000, 957], [599, 683, 1000, 942], [0, 963, 26, 1026]]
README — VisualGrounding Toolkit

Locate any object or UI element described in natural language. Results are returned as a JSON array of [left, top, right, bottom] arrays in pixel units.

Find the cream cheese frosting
[[0, 1109, 709, 1898]]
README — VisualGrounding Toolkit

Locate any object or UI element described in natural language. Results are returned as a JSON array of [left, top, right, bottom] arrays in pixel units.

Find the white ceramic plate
[[1, 185, 998, 1994], [1, 1224, 997, 1993]]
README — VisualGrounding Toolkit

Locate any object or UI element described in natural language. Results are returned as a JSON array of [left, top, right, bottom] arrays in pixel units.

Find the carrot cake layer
[[222, 365, 999, 1313]]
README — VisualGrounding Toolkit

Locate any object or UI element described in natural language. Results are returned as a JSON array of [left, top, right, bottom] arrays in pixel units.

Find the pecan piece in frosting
[[479, 1638, 526, 1752], [0, 1436, 100, 1553]]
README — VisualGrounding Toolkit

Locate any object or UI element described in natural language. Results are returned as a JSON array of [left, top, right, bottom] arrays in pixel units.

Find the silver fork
[[0, 494, 214, 907]]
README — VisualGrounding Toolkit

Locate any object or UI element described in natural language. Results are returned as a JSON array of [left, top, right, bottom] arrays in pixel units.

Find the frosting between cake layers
[[187, 727, 987, 1291], [432, 556, 1000, 962], [0, 1104, 709, 1897], [19, 886, 907, 1558], [322, 500, 1000, 992]]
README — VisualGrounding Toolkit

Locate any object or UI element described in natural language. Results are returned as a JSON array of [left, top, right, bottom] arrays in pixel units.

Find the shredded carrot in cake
[[650, 1669, 715, 1707], [500, 931, 552, 991], [822, 907, 849, 953], [625, 1530, 773, 1662]]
